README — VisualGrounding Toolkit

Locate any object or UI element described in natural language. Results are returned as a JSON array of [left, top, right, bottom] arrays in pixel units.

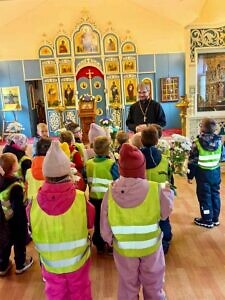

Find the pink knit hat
[[42, 140, 71, 177], [88, 123, 107, 144], [119, 143, 146, 178]]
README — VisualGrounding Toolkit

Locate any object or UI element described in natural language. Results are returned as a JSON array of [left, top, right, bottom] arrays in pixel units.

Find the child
[[187, 117, 222, 228], [115, 131, 129, 153], [130, 132, 143, 148], [0, 153, 33, 276], [59, 130, 83, 173], [141, 125, 173, 254], [65, 121, 86, 161], [30, 141, 95, 299], [3, 133, 31, 182], [85, 136, 119, 253], [86, 123, 108, 160], [100, 143, 174, 299], [26, 137, 52, 203], [32, 123, 49, 157]]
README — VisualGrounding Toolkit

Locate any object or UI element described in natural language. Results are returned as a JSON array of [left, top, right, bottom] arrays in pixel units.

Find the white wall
[[0, 0, 185, 60]]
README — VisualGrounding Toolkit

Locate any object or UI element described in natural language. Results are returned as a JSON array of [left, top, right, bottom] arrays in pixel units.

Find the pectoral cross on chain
[[144, 116, 147, 122]]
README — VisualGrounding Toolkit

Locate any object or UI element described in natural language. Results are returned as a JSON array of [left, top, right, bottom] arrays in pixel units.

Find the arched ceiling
[[0, 0, 208, 30], [0, 0, 224, 59]]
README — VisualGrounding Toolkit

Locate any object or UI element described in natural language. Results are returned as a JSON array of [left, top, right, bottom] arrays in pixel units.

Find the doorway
[[25, 80, 46, 136]]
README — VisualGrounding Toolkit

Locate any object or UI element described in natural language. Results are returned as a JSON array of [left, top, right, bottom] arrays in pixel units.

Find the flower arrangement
[[6, 121, 24, 133], [79, 94, 95, 102], [99, 117, 120, 149], [169, 134, 192, 175], [99, 117, 113, 127], [157, 139, 170, 157]]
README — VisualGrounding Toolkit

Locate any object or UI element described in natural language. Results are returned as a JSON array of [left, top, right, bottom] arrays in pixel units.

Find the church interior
[[0, 0, 225, 299]]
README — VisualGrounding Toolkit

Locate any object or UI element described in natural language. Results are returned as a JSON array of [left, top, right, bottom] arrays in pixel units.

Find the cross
[[86, 69, 94, 79], [86, 69, 94, 95]]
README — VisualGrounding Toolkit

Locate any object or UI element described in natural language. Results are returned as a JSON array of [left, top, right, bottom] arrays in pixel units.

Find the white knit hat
[[9, 133, 28, 150], [88, 123, 107, 144], [42, 140, 71, 177]]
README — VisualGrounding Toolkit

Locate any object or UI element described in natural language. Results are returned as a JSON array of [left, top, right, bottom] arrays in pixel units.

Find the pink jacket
[[28, 180, 95, 229], [100, 176, 174, 246]]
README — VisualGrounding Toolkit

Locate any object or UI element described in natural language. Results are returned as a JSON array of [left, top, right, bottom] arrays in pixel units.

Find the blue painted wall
[[0, 61, 34, 137], [0, 54, 185, 137], [155, 53, 185, 129]]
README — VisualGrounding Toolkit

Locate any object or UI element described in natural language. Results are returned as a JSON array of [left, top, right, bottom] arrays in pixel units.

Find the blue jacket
[[187, 133, 222, 179]]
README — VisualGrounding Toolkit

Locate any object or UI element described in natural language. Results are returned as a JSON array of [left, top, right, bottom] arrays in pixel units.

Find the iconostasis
[[38, 20, 147, 134]]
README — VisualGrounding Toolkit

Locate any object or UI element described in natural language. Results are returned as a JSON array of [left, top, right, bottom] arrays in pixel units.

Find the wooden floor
[[0, 174, 225, 300]]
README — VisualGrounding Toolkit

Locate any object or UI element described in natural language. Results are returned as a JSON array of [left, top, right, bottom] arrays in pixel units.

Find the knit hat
[[42, 140, 71, 177], [119, 143, 146, 178], [93, 136, 110, 156], [9, 133, 28, 150], [88, 123, 107, 145]]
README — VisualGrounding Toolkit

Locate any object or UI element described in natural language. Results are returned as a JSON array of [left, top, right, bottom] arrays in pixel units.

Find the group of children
[[0, 117, 223, 300]]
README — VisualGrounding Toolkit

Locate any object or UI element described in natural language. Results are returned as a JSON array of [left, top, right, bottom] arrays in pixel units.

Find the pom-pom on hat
[[119, 143, 146, 178], [9, 133, 28, 150], [42, 140, 71, 177], [88, 123, 107, 144], [94, 136, 110, 156]]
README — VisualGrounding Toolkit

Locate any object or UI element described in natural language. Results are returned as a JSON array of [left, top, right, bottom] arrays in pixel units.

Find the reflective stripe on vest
[[116, 236, 161, 250], [195, 140, 221, 169], [41, 253, 85, 269], [30, 190, 90, 274], [108, 181, 161, 257], [36, 238, 87, 252], [146, 155, 168, 183], [0, 182, 22, 220], [86, 158, 114, 199]]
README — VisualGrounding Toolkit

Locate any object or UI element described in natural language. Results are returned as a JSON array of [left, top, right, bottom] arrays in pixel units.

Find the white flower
[[6, 121, 24, 133]]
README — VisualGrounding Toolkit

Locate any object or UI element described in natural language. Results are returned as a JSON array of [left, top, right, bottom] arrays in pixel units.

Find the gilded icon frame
[[61, 78, 76, 108], [44, 81, 60, 109], [41, 60, 57, 77], [160, 77, 179, 102], [1, 86, 22, 111], [59, 59, 73, 76]]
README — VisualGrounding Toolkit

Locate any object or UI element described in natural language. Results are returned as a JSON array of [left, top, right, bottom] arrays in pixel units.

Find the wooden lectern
[[78, 95, 96, 144]]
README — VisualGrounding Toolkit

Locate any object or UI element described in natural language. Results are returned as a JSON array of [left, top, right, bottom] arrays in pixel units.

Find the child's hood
[[37, 181, 76, 215], [198, 133, 222, 151], [141, 146, 162, 168], [111, 177, 149, 208]]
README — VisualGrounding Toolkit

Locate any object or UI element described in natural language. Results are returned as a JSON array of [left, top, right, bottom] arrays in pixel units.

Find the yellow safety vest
[[75, 142, 85, 160], [146, 155, 168, 183], [0, 182, 23, 220], [15, 155, 30, 179], [108, 181, 161, 257], [86, 158, 114, 199], [195, 140, 222, 170], [30, 190, 90, 274], [26, 169, 44, 202]]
